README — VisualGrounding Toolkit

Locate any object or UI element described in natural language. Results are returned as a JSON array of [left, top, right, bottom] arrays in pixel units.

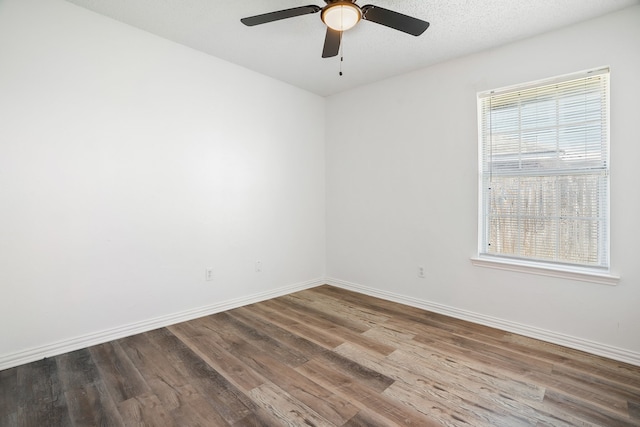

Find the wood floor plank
[[387, 348, 545, 406], [629, 400, 640, 421], [311, 286, 504, 337], [335, 342, 536, 427], [312, 348, 395, 393], [56, 350, 124, 425], [118, 332, 201, 412], [200, 312, 311, 367], [229, 305, 329, 359], [529, 367, 630, 417], [230, 411, 274, 427], [312, 286, 509, 341], [15, 357, 71, 426], [64, 380, 124, 427], [296, 358, 440, 426], [509, 334, 640, 388], [55, 349, 101, 393], [284, 290, 390, 329], [3, 285, 640, 427], [244, 301, 346, 349], [550, 363, 640, 401], [118, 343, 233, 426], [383, 319, 633, 423], [410, 326, 555, 378], [390, 353, 567, 427], [0, 412, 16, 427], [367, 327, 545, 402], [248, 382, 334, 426], [542, 388, 639, 427], [279, 293, 373, 333], [381, 314, 554, 374], [117, 392, 178, 426], [392, 328, 624, 425], [262, 298, 396, 356], [0, 367, 17, 426], [89, 341, 150, 403], [168, 321, 265, 392], [342, 408, 403, 427], [367, 326, 547, 402], [383, 380, 531, 427], [167, 388, 232, 427], [180, 314, 359, 425], [143, 327, 256, 425], [251, 352, 359, 425], [199, 312, 361, 424]]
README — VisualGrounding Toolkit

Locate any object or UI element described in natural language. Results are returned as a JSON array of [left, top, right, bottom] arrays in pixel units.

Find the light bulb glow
[[322, 3, 361, 31]]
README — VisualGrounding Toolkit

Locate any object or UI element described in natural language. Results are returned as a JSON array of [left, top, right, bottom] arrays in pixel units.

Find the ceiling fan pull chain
[[339, 32, 344, 76]]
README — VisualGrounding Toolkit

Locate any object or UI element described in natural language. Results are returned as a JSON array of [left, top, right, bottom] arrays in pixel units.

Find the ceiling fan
[[241, 0, 430, 58]]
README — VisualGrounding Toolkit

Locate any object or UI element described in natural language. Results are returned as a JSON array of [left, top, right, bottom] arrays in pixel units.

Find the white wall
[[326, 6, 640, 359], [0, 0, 325, 364]]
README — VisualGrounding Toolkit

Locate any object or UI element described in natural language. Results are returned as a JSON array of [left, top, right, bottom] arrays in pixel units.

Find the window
[[477, 68, 610, 276]]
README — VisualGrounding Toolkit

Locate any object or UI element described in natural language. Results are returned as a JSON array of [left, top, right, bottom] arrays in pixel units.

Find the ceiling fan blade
[[361, 5, 430, 36], [322, 28, 341, 58], [241, 5, 321, 26]]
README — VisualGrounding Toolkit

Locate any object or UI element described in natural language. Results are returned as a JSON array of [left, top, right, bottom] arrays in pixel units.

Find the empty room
[[1, 0, 639, 425]]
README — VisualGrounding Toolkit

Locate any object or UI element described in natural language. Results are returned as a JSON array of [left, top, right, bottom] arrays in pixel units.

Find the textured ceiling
[[65, 0, 639, 96]]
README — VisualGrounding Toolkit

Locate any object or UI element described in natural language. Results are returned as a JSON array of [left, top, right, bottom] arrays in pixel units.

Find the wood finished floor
[[1, 285, 640, 426]]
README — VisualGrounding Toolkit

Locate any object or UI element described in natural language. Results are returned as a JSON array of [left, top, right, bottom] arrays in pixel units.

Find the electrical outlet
[[255, 260, 262, 272], [418, 266, 425, 278], [205, 268, 213, 281]]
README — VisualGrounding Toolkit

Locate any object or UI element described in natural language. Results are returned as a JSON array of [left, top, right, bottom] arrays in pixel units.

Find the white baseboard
[[5, 277, 638, 370], [326, 277, 640, 367], [0, 278, 324, 371]]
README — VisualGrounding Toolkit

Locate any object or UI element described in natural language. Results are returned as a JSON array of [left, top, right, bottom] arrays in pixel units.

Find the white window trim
[[470, 256, 620, 286], [475, 68, 615, 284]]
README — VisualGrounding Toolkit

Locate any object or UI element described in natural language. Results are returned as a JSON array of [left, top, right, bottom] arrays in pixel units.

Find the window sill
[[470, 257, 620, 286]]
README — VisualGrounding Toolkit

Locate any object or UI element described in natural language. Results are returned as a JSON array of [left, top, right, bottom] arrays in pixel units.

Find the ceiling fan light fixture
[[322, 2, 361, 31]]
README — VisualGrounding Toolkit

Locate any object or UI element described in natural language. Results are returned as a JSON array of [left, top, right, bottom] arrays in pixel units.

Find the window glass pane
[[479, 69, 609, 270]]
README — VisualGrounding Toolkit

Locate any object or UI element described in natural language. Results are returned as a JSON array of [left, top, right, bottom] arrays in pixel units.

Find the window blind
[[478, 69, 610, 269]]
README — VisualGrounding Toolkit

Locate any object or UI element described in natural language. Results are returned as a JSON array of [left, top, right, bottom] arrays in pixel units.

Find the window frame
[[473, 68, 619, 285]]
